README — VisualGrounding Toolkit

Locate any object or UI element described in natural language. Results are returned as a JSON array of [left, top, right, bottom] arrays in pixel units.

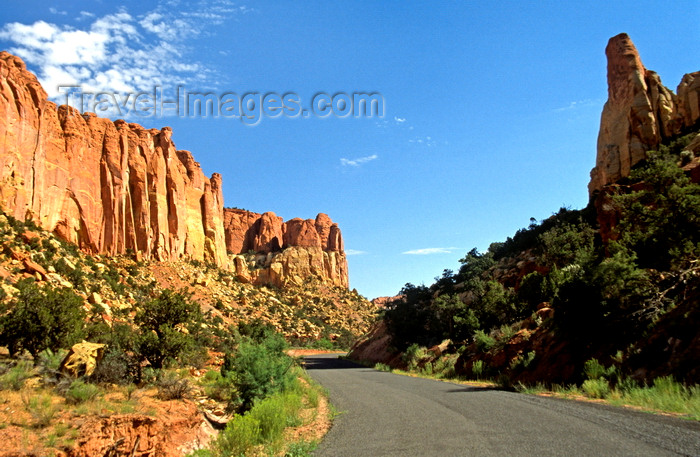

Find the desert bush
[[223, 333, 295, 411], [156, 371, 191, 400], [215, 387, 304, 456], [582, 378, 611, 399], [284, 441, 317, 457], [474, 330, 495, 352], [583, 359, 615, 381], [201, 370, 240, 407], [36, 348, 68, 386], [216, 413, 262, 457], [23, 392, 57, 428], [618, 376, 700, 418], [64, 379, 101, 404], [402, 343, 429, 371], [0, 279, 85, 357], [0, 360, 35, 390], [91, 323, 142, 384], [471, 360, 484, 379], [135, 289, 204, 368]]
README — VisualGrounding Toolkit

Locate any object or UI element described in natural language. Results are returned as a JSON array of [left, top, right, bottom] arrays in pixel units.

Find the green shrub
[[37, 348, 68, 385], [216, 413, 262, 456], [215, 387, 304, 456], [135, 289, 204, 369], [0, 279, 85, 357], [24, 392, 57, 428], [618, 376, 700, 418], [223, 334, 295, 411], [374, 363, 391, 372], [251, 395, 287, 444], [471, 360, 484, 379], [64, 379, 101, 404], [0, 360, 35, 390], [582, 378, 610, 399], [185, 450, 214, 457], [402, 343, 429, 371], [474, 330, 495, 352], [583, 359, 610, 380]]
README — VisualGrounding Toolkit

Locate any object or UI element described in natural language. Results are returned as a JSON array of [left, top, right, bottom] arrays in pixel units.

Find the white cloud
[[49, 7, 68, 16], [0, 1, 248, 118], [340, 154, 378, 167], [402, 247, 459, 255], [408, 135, 436, 147], [394, 116, 405, 123], [345, 249, 367, 256], [554, 99, 599, 112]]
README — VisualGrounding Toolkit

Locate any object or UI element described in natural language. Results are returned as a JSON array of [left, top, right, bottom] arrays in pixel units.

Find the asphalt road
[[304, 354, 700, 457]]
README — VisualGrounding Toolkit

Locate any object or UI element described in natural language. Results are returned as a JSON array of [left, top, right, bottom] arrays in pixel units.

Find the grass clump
[[0, 360, 35, 390], [213, 384, 305, 456], [581, 378, 611, 399], [23, 391, 58, 428], [64, 379, 101, 405], [614, 376, 700, 419]]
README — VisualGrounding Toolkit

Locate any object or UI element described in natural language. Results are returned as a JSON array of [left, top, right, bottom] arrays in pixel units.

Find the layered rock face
[[0, 51, 349, 289], [0, 52, 229, 266], [223, 209, 348, 288], [589, 33, 700, 195]]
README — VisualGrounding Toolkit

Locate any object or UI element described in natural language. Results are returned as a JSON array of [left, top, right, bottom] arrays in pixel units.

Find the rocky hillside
[[350, 34, 700, 386], [0, 51, 348, 289], [0, 209, 374, 346]]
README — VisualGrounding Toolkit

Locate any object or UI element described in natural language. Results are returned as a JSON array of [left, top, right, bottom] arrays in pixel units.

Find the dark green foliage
[[0, 279, 85, 357], [90, 323, 142, 384], [516, 271, 549, 310], [537, 219, 596, 268], [490, 206, 597, 261], [222, 333, 294, 411], [432, 294, 479, 342], [383, 283, 433, 350], [613, 150, 700, 270], [456, 248, 495, 284], [135, 289, 204, 369], [470, 280, 518, 331]]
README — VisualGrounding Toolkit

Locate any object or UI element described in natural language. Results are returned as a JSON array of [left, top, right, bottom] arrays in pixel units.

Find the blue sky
[[1, 1, 699, 299]]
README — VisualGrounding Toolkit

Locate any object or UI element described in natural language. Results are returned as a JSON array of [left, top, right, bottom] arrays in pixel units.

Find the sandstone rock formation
[[0, 51, 350, 288], [0, 52, 229, 266], [223, 208, 348, 288], [589, 33, 700, 195]]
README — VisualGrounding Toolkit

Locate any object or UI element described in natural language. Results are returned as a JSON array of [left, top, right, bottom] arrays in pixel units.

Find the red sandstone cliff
[[0, 52, 228, 266], [223, 209, 348, 288], [0, 51, 349, 289], [589, 33, 700, 195]]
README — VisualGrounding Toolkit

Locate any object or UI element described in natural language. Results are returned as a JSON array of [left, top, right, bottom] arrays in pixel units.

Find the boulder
[[59, 342, 107, 377]]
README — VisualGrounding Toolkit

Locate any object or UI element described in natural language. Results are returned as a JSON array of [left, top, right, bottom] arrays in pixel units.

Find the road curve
[[304, 354, 700, 457]]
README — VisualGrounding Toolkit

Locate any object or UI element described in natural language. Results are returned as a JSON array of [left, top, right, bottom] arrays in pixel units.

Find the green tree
[[134, 289, 203, 368], [223, 333, 294, 411], [383, 283, 433, 350], [431, 294, 479, 342], [613, 151, 700, 270], [0, 279, 85, 358]]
